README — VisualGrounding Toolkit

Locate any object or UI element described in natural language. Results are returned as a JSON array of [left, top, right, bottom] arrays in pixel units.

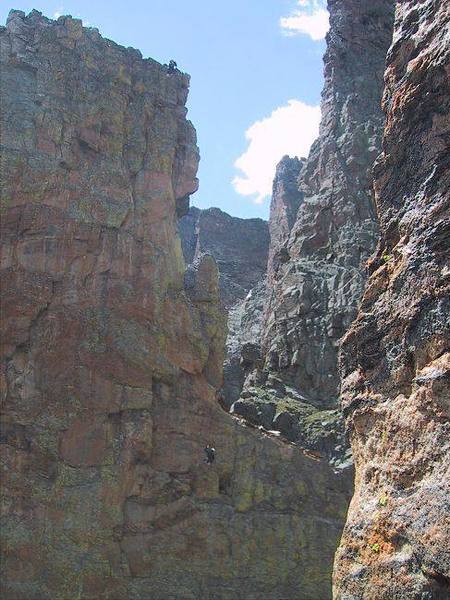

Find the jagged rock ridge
[[334, 1, 450, 597], [0, 10, 351, 599], [229, 0, 395, 463]]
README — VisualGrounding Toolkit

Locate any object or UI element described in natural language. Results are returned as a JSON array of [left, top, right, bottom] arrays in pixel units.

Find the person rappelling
[[204, 444, 216, 465]]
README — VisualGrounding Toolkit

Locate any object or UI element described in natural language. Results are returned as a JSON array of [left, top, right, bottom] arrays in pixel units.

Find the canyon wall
[[0, 10, 351, 599], [266, 155, 305, 287], [334, 1, 450, 598], [180, 206, 269, 310], [179, 207, 269, 408], [232, 0, 395, 461]]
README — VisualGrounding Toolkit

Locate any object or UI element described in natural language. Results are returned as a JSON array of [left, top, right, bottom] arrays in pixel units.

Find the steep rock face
[[0, 10, 351, 599], [180, 206, 270, 408], [233, 0, 395, 460], [334, 2, 450, 598], [223, 279, 268, 409], [180, 206, 269, 309], [179, 205, 201, 264], [267, 155, 305, 285], [262, 0, 395, 406]]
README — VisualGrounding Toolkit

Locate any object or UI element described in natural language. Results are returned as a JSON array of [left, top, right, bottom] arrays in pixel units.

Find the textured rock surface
[[223, 279, 268, 409], [334, 1, 450, 598], [262, 0, 395, 406], [180, 206, 270, 408], [232, 0, 395, 461], [179, 206, 269, 309], [267, 155, 305, 286], [0, 10, 351, 599]]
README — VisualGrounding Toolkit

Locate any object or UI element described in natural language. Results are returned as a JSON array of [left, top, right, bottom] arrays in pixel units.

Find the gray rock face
[[224, 279, 268, 408], [179, 206, 270, 407], [267, 155, 305, 285], [180, 206, 269, 308], [179, 205, 201, 264], [262, 0, 394, 406], [232, 0, 395, 461], [334, 1, 450, 597]]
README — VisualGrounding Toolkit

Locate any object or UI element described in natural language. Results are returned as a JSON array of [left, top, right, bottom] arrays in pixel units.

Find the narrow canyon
[[0, 1, 448, 599]]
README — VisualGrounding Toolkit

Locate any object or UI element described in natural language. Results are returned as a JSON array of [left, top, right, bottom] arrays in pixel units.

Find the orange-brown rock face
[[334, 1, 450, 598], [0, 10, 351, 599]]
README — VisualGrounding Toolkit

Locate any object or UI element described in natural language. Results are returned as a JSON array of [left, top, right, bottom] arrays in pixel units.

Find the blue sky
[[1, 1, 328, 219]]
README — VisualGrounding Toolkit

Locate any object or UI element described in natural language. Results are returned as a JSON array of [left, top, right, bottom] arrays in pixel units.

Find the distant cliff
[[266, 155, 305, 286], [179, 206, 270, 408], [179, 206, 269, 309], [334, 1, 450, 597]]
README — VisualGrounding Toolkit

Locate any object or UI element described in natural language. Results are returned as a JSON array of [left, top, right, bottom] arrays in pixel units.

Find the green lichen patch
[[69, 196, 130, 228]]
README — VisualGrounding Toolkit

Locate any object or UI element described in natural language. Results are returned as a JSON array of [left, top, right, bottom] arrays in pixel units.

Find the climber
[[204, 444, 216, 465], [168, 60, 178, 74]]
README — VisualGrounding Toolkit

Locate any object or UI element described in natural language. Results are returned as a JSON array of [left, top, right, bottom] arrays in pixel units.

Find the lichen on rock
[[333, 1, 450, 598]]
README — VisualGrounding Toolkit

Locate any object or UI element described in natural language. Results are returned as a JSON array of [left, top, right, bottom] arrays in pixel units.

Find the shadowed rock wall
[[179, 206, 269, 310], [0, 10, 351, 599], [334, 1, 450, 597], [179, 206, 270, 410]]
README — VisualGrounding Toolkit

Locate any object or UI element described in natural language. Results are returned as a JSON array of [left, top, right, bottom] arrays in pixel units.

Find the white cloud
[[280, 0, 329, 41], [53, 6, 63, 19], [233, 100, 320, 204]]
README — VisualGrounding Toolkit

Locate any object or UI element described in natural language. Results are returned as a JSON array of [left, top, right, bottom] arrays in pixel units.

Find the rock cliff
[[232, 0, 395, 462], [334, 1, 450, 597], [179, 206, 269, 410], [266, 155, 305, 286], [179, 206, 269, 310], [0, 10, 351, 599], [179, 206, 270, 409]]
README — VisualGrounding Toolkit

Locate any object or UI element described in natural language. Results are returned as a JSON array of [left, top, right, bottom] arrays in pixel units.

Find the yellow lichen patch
[[378, 492, 388, 507]]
